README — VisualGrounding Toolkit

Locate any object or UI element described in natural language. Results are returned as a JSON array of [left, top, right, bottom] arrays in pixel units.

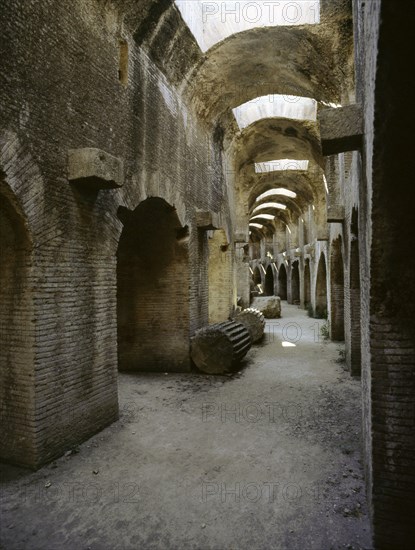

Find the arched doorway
[[304, 259, 311, 308], [0, 188, 35, 465], [208, 230, 233, 323], [315, 253, 328, 318], [265, 265, 274, 296], [117, 198, 190, 372], [330, 236, 345, 341], [291, 261, 300, 304], [278, 263, 287, 300], [252, 266, 261, 286]]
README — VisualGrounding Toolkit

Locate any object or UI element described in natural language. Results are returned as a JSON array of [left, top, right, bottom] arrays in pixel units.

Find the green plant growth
[[320, 321, 330, 341], [307, 303, 328, 320]]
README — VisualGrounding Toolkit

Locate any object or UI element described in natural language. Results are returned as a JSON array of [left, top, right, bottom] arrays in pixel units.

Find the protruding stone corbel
[[195, 210, 220, 230], [318, 104, 363, 156], [327, 205, 345, 223], [68, 148, 124, 189], [234, 231, 249, 243]]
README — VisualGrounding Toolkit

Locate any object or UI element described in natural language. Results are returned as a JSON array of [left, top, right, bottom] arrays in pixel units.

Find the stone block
[[327, 205, 345, 223], [195, 210, 220, 230], [319, 104, 363, 155], [251, 296, 281, 319], [68, 148, 124, 189]]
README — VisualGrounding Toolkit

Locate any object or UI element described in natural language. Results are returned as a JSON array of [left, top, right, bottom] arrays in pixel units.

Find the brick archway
[[0, 184, 35, 466], [117, 197, 190, 372]]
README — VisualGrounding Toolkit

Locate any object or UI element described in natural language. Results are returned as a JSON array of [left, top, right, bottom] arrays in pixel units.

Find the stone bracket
[[68, 148, 124, 189], [195, 210, 220, 230], [318, 104, 363, 156]]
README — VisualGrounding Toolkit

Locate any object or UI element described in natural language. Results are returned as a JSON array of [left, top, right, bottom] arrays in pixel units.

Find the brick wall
[[208, 230, 234, 323], [0, 0, 231, 467], [117, 198, 190, 372], [330, 236, 345, 341], [0, 188, 36, 466], [353, 0, 415, 545]]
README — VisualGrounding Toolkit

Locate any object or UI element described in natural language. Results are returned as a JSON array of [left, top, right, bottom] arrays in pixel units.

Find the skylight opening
[[253, 202, 287, 213], [250, 214, 275, 221], [175, 1, 321, 53], [320, 101, 342, 108], [233, 95, 317, 129], [282, 341, 296, 348], [256, 188, 297, 202], [255, 160, 309, 173]]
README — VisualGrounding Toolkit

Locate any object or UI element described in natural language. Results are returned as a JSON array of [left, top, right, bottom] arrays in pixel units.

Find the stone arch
[[291, 261, 300, 304], [330, 236, 345, 341], [236, 118, 324, 171], [208, 229, 234, 323], [304, 258, 311, 308], [187, 26, 341, 122], [264, 264, 274, 296], [278, 263, 287, 300], [0, 182, 36, 466], [315, 253, 328, 318], [117, 197, 190, 372]]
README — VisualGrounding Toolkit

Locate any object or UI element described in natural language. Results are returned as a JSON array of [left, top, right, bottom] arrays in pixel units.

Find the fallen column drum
[[233, 307, 265, 343], [190, 321, 252, 374]]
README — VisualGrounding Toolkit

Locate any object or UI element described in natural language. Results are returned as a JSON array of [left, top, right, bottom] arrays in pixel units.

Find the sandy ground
[[0, 303, 373, 550]]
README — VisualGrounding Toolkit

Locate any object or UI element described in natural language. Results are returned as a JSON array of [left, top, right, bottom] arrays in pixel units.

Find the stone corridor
[[1, 1, 414, 547], [1, 305, 371, 550]]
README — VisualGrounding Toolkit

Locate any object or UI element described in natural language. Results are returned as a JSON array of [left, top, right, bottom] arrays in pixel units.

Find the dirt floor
[[0, 303, 373, 550]]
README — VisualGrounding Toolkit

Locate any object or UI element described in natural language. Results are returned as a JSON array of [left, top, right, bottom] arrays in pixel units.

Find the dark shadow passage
[[349, 210, 361, 375], [315, 253, 328, 318], [252, 266, 261, 286], [291, 261, 300, 304], [208, 230, 233, 323], [278, 263, 287, 300], [264, 265, 274, 296], [117, 197, 190, 372], [304, 258, 311, 308], [330, 236, 345, 341], [0, 188, 35, 466]]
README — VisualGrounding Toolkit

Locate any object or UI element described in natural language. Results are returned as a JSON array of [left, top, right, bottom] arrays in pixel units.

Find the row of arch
[[250, 235, 361, 375]]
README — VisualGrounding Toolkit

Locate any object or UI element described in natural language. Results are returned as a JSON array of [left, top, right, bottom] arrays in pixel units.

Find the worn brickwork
[[208, 230, 234, 324], [1, 1, 413, 545], [0, 0, 231, 466], [0, 188, 36, 466], [117, 198, 190, 372], [329, 236, 345, 341], [354, 0, 415, 546]]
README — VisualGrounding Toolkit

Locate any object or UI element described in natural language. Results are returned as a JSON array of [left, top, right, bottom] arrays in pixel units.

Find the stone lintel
[[68, 148, 124, 189]]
